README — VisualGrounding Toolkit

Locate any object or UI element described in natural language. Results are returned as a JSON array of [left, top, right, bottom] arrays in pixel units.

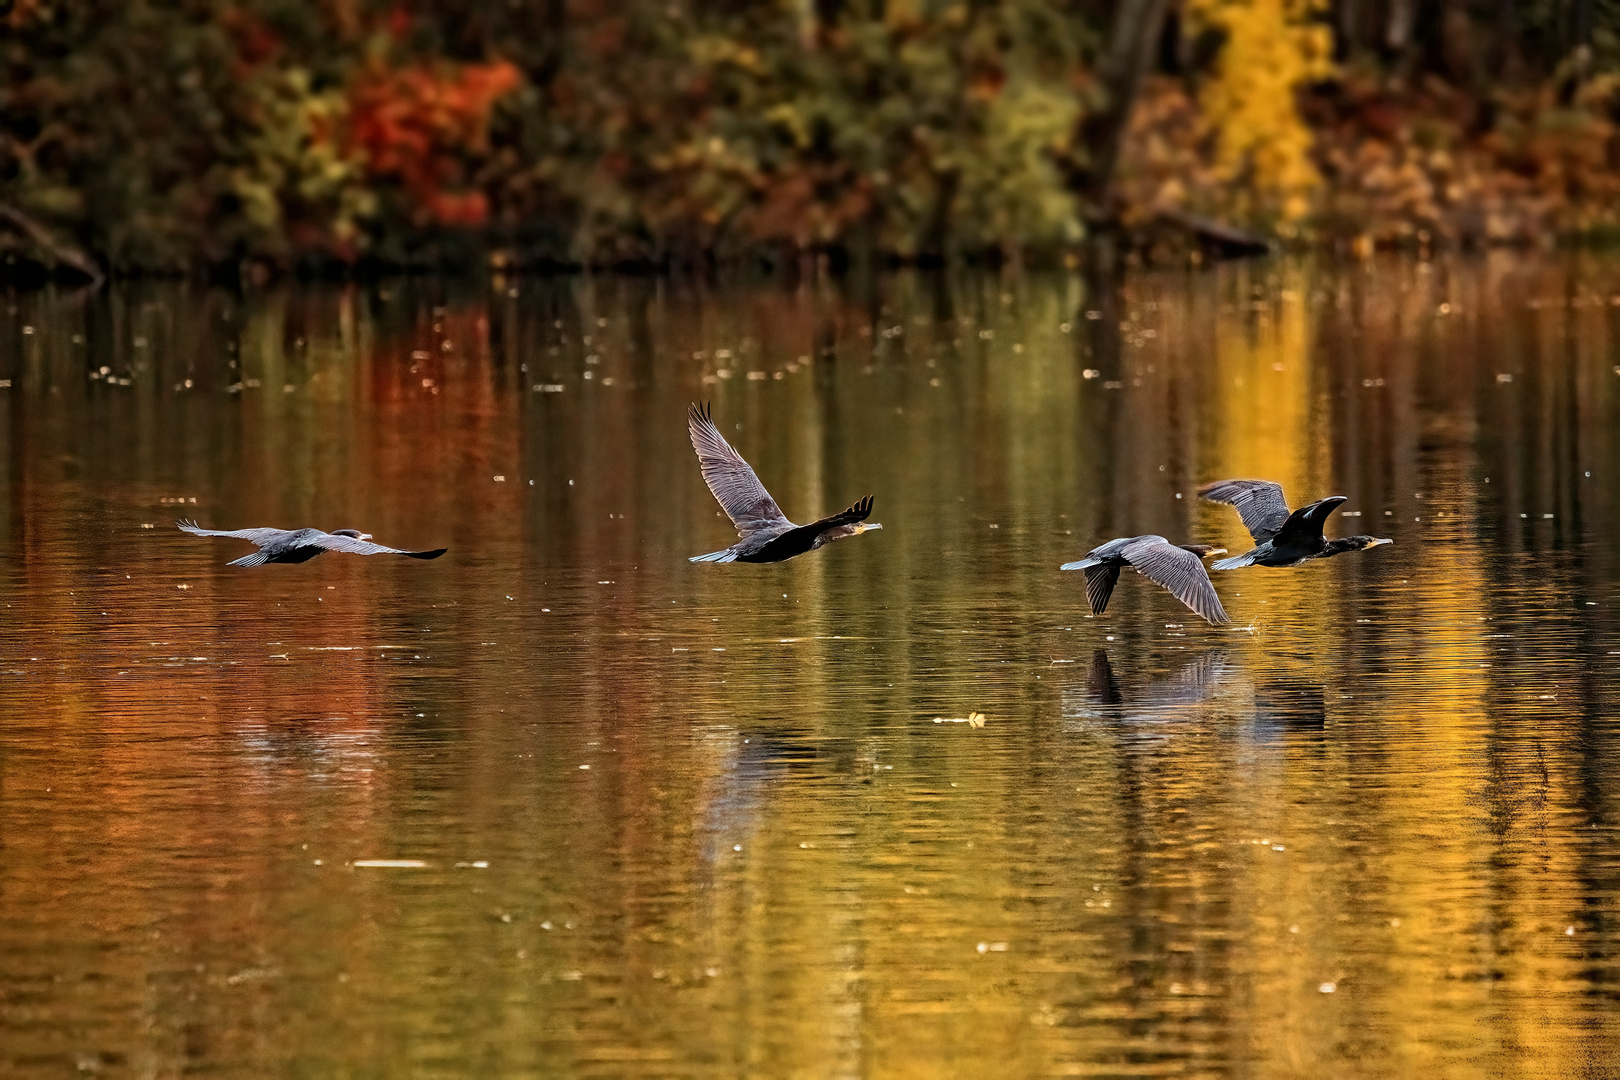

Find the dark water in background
[[0, 255, 1618, 1077]]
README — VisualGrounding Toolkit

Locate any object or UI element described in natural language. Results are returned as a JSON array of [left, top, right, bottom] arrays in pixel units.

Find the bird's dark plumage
[[687, 403, 881, 563], [176, 520, 446, 566], [1195, 479, 1293, 543], [1061, 535, 1229, 625], [1197, 479, 1391, 569]]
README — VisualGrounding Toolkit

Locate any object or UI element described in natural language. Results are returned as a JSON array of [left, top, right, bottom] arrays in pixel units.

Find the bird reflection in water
[[1064, 649, 1235, 726], [1064, 650, 1330, 737], [1250, 679, 1328, 732], [694, 729, 838, 877]]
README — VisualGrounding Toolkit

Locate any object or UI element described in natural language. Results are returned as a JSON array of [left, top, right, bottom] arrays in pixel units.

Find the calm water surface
[[2, 257, 1619, 1077]]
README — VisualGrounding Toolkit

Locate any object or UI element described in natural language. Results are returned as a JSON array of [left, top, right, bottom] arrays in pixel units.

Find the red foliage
[[344, 60, 523, 226], [220, 7, 282, 67], [5, 0, 46, 30]]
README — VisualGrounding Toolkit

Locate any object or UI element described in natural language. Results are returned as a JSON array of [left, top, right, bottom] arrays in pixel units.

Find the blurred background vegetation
[[5, 0, 1620, 277]]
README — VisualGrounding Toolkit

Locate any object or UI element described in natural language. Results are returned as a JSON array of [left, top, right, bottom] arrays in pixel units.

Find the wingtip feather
[[403, 548, 448, 560]]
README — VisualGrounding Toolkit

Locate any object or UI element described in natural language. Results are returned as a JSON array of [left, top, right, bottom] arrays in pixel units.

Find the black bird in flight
[[687, 402, 881, 563], [1061, 536, 1229, 624], [176, 520, 447, 566], [1197, 479, 1391, 569]]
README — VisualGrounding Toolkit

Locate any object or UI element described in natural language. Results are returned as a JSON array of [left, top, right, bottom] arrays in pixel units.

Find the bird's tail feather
[[1059, 558, 1102, 571], [689, 549, 738, 563], [228, 552, 270, 568], [1211, 553, 1255, 571]]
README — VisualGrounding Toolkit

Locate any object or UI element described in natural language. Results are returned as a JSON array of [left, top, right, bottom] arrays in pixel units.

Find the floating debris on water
[[934, 712, 987, 728]]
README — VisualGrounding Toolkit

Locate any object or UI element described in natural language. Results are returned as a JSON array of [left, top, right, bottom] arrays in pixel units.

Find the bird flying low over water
[[1061, 535, 1229, 625], [176, 520, 447, 566], [1197, 479, 1391, 570], [687, 402, 881, 563]]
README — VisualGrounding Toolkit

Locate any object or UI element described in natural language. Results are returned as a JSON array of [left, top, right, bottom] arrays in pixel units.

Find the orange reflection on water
[[1, 258, 1619, 1075]]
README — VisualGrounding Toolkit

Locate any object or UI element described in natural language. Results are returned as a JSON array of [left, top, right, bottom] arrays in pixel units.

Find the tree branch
[[1069, 0, 1174, 223], [0, 204, 105, 287]]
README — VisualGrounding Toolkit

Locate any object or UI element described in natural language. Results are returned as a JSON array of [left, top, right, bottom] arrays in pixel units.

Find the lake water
[[1, 256, 1618, 1077]]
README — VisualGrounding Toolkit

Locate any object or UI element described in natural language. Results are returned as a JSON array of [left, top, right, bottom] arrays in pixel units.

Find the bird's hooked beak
[[1370, 537, 1393, 546], [1182, 544, 1226, 559], [858, 522, 882, 532]]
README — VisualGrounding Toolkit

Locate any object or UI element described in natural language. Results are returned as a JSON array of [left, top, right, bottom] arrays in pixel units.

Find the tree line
[[3, 0, 1618, 278]]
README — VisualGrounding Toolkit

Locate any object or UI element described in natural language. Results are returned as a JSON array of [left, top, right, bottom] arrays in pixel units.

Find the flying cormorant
[[176, 520, 447, 566], [1061, 535, 1229, 624], [687, 403, 881, 563], [1197, 479, 1391, 570]]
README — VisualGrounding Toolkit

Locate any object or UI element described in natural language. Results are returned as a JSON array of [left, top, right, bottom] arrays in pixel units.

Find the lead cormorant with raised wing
[[176, 520, 446, 566], [687, 402, 880, 563], [1197, 479, 1390, 570], [1061, 536, 1229, 624]]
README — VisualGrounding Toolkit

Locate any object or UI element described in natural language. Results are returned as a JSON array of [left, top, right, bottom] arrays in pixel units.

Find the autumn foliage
[[345, 60, 522, 228], [4, 0, 1620, 273]]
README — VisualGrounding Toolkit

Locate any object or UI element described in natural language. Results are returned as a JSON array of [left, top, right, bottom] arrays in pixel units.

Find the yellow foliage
[[956, 78, 1084, 249], [232, 69, 375, 254], [1187, 0, 1332, 222]]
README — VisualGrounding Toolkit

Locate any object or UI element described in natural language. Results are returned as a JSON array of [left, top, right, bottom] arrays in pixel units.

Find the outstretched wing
[[309, 533, 447, 559], [1196, 479, 1292, 543], [1121, 537, 1229, 625], [1083, 563, 1121, 616], [688, 403, 792, 537], [1273, 496, 1347, 546], [175, 519, 290, 547], [797, 494, 874, 535]]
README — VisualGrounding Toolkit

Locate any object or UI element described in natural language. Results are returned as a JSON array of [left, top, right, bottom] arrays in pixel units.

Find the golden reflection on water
[[2, 256, 1619, 1077]]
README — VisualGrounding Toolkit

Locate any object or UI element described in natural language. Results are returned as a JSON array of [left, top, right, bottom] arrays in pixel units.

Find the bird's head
[[1339, 535, 1393, 551], [813, 520, 883, 549], [331, 529, 373, 540], [1180, 544, 1227, 559]]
